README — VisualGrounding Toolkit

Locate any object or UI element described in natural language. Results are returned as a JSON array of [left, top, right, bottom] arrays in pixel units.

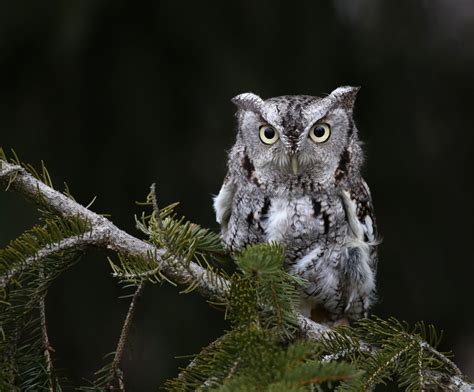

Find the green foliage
[[163, 240, 471, 391], [0, 152, 89, 390], [110, 193, 228, 295], [318, 317, 461, 391], [165, 243, 360, 391], [0, 215, 90, 288], [0, 215, 91, 390], [230, 243, 303, 338]]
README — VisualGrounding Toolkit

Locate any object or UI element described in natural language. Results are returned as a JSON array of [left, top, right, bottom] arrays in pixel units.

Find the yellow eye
[[309, 123, 331, 143], [259, 124, 279, 145]]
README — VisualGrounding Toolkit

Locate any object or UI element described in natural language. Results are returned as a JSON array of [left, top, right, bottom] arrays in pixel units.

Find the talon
[[332, 318, 350, 327]]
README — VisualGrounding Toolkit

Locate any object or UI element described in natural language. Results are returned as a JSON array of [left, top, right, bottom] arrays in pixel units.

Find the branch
[[150, 183, 165, 231], [424, 370, 474, 392], [0, 233, 100, 289], [296, 314, 330, 339], [421, 341, 463, 377], [0, 160, 229, 302], [107, 281, 145, 391], [0, 158, 472, 391], [39, 286, 55, 392]]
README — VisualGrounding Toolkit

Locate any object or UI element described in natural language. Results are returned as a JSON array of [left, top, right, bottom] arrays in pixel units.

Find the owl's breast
[[263, 193, 346, 261]]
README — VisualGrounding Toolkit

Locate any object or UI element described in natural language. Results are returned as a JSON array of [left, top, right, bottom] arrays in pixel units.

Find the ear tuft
[[231, 92, 264, 113], [330, 86, 360, 109]]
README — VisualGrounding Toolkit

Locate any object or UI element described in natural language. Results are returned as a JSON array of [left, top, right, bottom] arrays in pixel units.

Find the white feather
[[340, 189, 376, 307], [341, 190, 364, 241], [265, 197, 290, 242], [293, 245, 323, 272], [213, 181, 236, 225]]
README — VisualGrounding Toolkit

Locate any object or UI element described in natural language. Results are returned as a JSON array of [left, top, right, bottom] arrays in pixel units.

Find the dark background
[[1, 1, 473, 390]]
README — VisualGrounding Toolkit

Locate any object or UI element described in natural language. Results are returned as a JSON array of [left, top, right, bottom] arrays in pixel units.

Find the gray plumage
[[214, 86, 379, 323]]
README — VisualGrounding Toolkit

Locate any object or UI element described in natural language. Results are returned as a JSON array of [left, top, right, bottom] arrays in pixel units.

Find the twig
[[0, 233, 102, 289], [37, 256, 56, 392], [418, 342, 425, 392], [321, 348, 358, 364], [365, 340, 417, 389], [420, 341, 463, 376], [0, 163, 22, 178], [106, 281, 145, 391], [0, 158, 472, 392], [39, 286, 55, 392], [150, 183, 165, 231], [149, 182, 171, 271]]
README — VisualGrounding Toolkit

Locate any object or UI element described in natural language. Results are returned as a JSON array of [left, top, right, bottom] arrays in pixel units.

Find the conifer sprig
[[231, 243, 303, 338], [166, 243, 360, 391], [0, 216, 88, 390], [317, 317, 466, 391], [109, 191, 228, 297]]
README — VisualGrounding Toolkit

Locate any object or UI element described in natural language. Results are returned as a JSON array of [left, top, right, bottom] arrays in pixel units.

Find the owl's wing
[[341, 179, 379, 269], [213, 175, 236, 229]]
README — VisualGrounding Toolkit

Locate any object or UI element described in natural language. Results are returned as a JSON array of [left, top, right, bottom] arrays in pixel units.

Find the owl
[[213, 86, 378, 324]]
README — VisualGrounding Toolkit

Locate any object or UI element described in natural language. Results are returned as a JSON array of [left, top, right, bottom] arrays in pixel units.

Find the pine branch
[[0, 157, 472, 391], [0, 234, 98, 289], [421, 341, 462, 377], [0, 159, 228, 302], [106, 282, 145, 391]]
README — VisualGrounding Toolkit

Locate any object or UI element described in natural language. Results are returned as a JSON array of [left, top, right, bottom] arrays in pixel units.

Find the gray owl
[[213, 86, 378, 324]]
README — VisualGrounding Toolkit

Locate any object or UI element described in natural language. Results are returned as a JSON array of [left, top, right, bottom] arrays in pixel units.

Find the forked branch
[[0, 160, 229, 301]]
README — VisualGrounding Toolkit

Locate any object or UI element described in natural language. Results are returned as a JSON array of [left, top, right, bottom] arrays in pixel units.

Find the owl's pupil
[[264, 127, 275, 139], [314, 127, 325, 137]]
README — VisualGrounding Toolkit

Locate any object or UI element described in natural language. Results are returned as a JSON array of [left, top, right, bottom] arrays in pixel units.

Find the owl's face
[[233, 86, 359, 180]]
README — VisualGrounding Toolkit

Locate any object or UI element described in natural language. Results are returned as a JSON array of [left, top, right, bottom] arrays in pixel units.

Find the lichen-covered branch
[[0, 160, 229, 302], [0, 234, 100, 289], [0, 158, 472, 391]]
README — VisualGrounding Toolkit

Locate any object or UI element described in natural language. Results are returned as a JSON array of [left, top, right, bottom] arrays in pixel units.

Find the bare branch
[[39, 289, 55, 392], [107, 281, 145, 391], [0, 158, 472, 391]]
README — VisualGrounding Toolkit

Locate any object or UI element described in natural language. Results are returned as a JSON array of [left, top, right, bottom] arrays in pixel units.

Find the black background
[[0, 1, 473, 390]]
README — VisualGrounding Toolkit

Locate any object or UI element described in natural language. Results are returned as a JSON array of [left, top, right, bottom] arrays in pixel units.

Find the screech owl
[[213, 86, 378, 324]]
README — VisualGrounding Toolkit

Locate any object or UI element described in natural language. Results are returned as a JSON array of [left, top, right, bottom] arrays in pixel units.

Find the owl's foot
[[310, 306, 351, 327], [332, 317, 350, 327]]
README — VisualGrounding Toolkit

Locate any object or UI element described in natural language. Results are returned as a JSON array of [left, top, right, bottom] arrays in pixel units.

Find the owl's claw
[[332, 318, 350, 328]]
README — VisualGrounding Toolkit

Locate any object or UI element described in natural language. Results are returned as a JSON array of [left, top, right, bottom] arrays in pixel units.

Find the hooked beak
[[291, 155, 299, 175]]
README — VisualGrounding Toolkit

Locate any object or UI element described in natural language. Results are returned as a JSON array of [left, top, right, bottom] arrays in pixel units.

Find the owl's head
[[232, 86, 360, 181]]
